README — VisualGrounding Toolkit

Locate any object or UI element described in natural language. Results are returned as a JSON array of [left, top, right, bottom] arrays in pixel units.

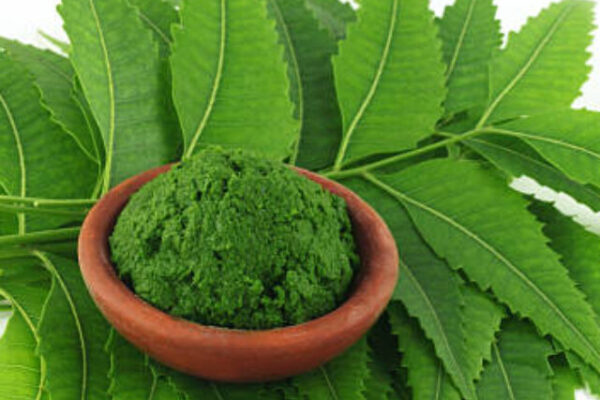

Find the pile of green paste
[[110, 147, 358, 330]]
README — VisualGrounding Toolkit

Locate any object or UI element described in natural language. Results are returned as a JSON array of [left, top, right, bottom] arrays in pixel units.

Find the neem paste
[[110, 147, 358, 329]]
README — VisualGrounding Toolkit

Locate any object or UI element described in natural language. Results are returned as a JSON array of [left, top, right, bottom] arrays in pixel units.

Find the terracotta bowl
[[78, 164, 399, 382]]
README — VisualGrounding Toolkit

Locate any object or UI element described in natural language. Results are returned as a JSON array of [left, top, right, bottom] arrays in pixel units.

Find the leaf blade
[[369, 159, 600, 374], [332, 0, 446, 168], [171, 0, 298, 160]]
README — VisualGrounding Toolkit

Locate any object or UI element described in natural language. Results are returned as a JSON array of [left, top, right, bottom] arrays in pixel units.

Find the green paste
[[110, 147, 358, 329]]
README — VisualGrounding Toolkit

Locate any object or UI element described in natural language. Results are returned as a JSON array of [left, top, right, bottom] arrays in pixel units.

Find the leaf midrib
[[35, 251, 87, 400], [492, 343, 516, 400], [184, 0, 227, 159], [365, 173, 600, 368], [444, 0, 477, 82], [476, 3, 574, 128], [398, 260, 474, 399], [87, 0, 116, 194], [0, 92, 26, 234], [137, 10, 171, 45], [485, 127, 600, 162], [320, 365, 339, 400], [332, 0, 398, 170], [269, 0, 304, 165]]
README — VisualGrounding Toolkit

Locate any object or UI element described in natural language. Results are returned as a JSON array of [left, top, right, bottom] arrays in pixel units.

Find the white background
[[0, 1, 599, 399]]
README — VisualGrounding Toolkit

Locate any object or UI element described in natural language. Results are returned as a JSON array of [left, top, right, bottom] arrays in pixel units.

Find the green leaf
[[344, 177, 475, 399], [533, 203, 600, 396], [170, 0, 298, 160], [304, 0, 356, 41], [551, 358, 581, 400], [363, 319, 397, 400], [0, 38, 102, 165], [465, 135, 600, 212], [476, 319, 554, 400], [388, 303, 461, 400], [0, 261, 50, 400], [331, 0, 446, 169], [106, 331, 180, 399], [267, 0, 343, 170], [461, 286, 505, 381], [364, 158, 600, 375], [34, 252, 111, 399], [476, 0, 594, 128], [0, 53, 96, 234], [59, 0, 180, 191], [487, 110, 600, 189], [294, 338, 369, 400], [38, 31, 71, 54], [128, 0, 178, 56], [438, 0, 501, 114]]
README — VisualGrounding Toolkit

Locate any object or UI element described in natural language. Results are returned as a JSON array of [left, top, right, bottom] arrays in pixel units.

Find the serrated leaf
[[477, 319, 554, 400], [364, 158, 600, 375], [267, 0, 342, 170], [128, 0, 178, 56], [344, 177, 475, 399], [465, 135, 600, 212], [388, 303, 461, 400], [0, 38, 102, 165], [476, 0, 594, 128], [59, 0, 180, 191], [0, 261, 50, 400], [34, 252, 111, 399], [331, 0, 446, 169], [0, 53, 96, 234], [304, 0, 356, 41], [438, 0, 501, 114], [461, 286, 505, 382], [294, 338, 369, 400], [170, 0, 298, 160], [533, 203, 600, 396], [486, 110, 600, 189]]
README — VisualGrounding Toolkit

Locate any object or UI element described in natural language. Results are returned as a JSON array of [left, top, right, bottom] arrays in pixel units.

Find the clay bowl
[[78, 164, 399, 382]]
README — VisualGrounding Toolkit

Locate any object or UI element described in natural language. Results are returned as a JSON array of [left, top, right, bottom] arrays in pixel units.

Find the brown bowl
[[78, 164, 398, 382]]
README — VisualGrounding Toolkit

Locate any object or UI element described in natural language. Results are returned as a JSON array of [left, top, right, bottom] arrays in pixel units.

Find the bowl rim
[[78, 163, 399, 362]]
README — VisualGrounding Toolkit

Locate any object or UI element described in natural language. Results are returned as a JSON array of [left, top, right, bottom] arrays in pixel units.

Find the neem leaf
[[0, 260, 50, 400], [533, 203, 600, 396], [35, 252, 111, 399], [366, 158, 600, 375], [331, 0, 446, 169], [476, 0, 594, 128], [267, 0, 343, 170], [476, 319, 554, 400], [294, 338, 369, 400], [344, 176, 475, 399], [59, 0, 180, 191], [304, 0, 356, 41], [438, 0, 501, 114], [128, 0, 178, 56], [0, 38, 102, 165], [465, 135, 600, 212], [488, 110, 600, 189], [388, 303, 461, 400], [0, 54, 97, 233], [171, 0, 298, 160], [106, 331, 179, 399]]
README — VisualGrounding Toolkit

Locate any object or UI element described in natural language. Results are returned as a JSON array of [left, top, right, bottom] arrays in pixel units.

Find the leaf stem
[[325, 129, 482, 179], [0, 203, 88, 216], [0, 195, 96, 207], [0, 227, 80, 247]]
